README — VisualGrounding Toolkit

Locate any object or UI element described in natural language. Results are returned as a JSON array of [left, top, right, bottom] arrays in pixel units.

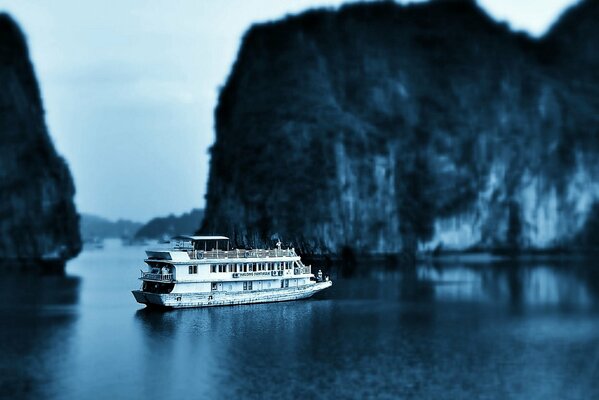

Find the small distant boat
[[132, 235, 332, 308]]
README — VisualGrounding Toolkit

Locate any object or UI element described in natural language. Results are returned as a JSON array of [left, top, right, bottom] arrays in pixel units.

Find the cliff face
[[0, 14, 81, 267], [202, 0, 599, 255]]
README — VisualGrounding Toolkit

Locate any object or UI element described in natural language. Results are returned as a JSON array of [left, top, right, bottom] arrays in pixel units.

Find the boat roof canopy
[[171, 235, 229, 242]]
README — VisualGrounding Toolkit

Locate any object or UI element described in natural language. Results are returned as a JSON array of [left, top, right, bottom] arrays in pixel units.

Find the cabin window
[[211, 282, 217, 291], [243, 281, 253, 290], [248, 281, 253, 290], [228, 264, 233, 272], [188, 265, 197, 274], [218, 264, 225, 273], [243, 281, 247, 290], [211, 265, 216, 273]]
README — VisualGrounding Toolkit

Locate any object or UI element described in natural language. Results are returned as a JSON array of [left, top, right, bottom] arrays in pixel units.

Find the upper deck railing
[[141, 272, 173, 282], [177, 248, 298, 260]]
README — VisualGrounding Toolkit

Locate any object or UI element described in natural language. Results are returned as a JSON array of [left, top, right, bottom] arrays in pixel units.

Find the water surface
[[2, 240, 599, 399]]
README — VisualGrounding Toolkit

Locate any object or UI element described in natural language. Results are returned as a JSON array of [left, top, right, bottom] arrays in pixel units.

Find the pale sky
[[0, 0, 579, 221]]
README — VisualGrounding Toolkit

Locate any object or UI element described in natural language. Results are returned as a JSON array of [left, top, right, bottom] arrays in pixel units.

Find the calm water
[[2, 240, 599, 399]]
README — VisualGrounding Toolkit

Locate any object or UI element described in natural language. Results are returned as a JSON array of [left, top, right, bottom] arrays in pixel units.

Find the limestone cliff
[[0, 14, 81, 268], [202, 0, 599, 255]]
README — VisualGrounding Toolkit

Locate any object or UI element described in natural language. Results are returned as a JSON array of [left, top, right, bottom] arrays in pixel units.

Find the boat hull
[[132, 281, 332, 309]]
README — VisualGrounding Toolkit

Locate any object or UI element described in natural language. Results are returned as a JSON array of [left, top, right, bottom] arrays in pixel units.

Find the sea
[[1, 239, 598, 399]]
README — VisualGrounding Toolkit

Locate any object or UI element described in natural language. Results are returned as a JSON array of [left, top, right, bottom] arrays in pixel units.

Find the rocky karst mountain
[[202, 0, 599, 256], [0, 14, 80, 269]]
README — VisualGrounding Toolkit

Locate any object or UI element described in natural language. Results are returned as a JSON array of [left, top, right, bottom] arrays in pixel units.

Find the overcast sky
[[1, 0, 579, 222]]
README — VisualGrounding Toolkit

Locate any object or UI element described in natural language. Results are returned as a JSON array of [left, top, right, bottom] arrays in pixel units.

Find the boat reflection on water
[[133, 299, 334, 399]]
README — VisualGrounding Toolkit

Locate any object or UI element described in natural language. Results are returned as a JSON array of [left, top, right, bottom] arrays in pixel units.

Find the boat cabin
[[140, 234, 312, 295], [171, 235, 230, 252]]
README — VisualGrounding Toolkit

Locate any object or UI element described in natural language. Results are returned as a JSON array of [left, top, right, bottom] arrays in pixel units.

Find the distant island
[[79, 214, 143, 242], [80, 209, 205, 244], [135, 209, 204, 241], [202, 0, 599, 257]]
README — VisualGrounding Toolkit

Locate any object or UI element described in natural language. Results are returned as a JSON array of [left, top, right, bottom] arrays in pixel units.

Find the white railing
[[141, 271, 173, 282], [188, 248, 297, 260]]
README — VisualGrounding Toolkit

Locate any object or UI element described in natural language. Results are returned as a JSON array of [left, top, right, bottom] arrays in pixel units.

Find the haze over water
[[1, 240, 598, 399]]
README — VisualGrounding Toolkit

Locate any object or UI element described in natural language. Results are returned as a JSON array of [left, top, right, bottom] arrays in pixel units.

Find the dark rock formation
[[202, 0, 599, 256], [136, 209, 204, 240], [0, 14, 81, 268]]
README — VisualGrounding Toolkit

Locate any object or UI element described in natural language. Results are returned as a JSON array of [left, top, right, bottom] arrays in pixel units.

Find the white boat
[[132, 235, 332, 308]]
